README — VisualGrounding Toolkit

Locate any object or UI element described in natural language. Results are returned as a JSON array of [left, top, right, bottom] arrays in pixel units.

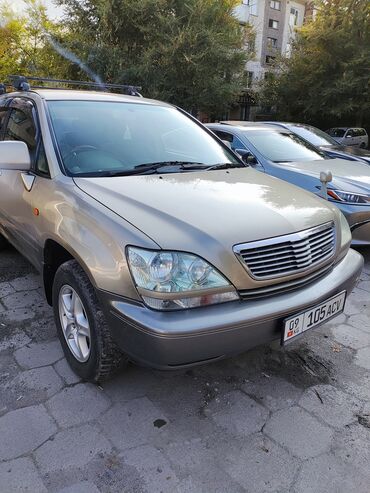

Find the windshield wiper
[[134, 161, 209, 173], [205, 162, 246, 170], [72, 161, 243, 178], [134, 161, 245, 174]]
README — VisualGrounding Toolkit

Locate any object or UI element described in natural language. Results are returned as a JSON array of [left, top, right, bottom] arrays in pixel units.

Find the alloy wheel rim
[[58, 285, 91, 362]]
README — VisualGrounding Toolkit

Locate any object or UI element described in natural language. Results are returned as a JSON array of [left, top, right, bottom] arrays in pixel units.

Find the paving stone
[[349, 313, 370, 334], [1, 290, 44, 310], [165, 437, 215, 470], [343, 288, 369, 316], [334, 424, 370, 471], [47, 384, 111, 428], [331, 324, 370, 349], [264, 406, 333, 459], [1, 307, 36, 322], [166, 439, 245, 493], [101, 366, 159, 403], [54, 358, 81, 385], [224, 433, 299, 493], [35, 424, 111, 473], [101, 397, 168, 450], [355, 346, 370, 370], [14, 340, 63, 369], [57, 481, 101, 493], [207, 390, 268, 437], [0, 281, 15, 298], [0, 331, 31, 351], [299, 384, 362, 428], [9, 274, 42, 292], [10, 366, 64, 403], [177, 474, 245, 493], [241, 376, 303, 412], [0, 457, 47, 493], [357, 279, 370, 291], [0, 405, 57, 460], [122, 445, 179, 493], [294, 453, 370, 493]]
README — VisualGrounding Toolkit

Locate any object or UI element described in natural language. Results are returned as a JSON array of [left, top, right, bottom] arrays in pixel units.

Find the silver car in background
[[260, 122, 370, 165], [207, 122, 370, 245], [326, 127, 368, 148]]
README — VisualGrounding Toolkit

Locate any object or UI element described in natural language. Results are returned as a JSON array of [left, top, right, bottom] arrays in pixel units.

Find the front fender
[[40, 177, 159, 301]]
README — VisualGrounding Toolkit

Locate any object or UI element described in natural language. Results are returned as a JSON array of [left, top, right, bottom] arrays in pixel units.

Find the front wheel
[[52, 260, 128, 382], [360, 142, 367, 149]]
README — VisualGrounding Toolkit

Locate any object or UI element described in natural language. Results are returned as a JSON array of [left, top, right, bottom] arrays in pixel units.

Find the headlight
[[127, 247, 239, 310], [327, 189, 370, 204]]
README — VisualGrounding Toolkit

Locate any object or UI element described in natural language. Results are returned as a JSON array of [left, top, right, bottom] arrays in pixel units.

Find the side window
[[5, 99, 50, 176], [232, 135, 246, 151], [0, 105, 9, 140], [5, 101, 37, 158], [346, 129, 353, 137], [214, 130, 233, 148]]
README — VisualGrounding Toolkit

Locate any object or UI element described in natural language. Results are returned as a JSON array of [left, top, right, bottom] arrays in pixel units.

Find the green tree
[[260, 0, 370, 128], [0, 0, 69, 82], [56, 0, 254, 115]]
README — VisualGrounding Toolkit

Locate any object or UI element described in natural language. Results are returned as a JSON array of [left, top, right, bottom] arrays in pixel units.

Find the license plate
[[282, 291, 346, 344]]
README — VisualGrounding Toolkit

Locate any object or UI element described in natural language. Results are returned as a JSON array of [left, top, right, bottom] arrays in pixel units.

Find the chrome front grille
[[234, 222, 336, 280]]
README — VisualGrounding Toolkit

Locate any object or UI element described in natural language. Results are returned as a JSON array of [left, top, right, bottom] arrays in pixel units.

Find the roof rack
[[0, 76, 142, 97]]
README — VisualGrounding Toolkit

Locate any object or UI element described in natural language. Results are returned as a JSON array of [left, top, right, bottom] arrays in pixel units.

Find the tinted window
[[242, 129, 325, 162], [0, 105, 9, 140], [48, 101, 238, 176], [328, 128, 346, 138], [214, 131, 246, 151], [5, 101, 37, 157], [288, 125, 338, 146]]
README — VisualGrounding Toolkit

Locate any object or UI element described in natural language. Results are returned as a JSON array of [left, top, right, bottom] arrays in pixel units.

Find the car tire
[[360, 142, 367, 149], [52, 259, 128, 382]]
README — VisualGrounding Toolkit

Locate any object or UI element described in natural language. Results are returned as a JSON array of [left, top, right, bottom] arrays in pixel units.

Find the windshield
[[287, 124, 338, 147], [327, 128, 346, 138], [242, 129, 325, 162], [47, 101, 238, 176]]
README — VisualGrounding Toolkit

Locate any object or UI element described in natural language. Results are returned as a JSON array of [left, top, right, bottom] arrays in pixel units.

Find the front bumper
[[98, 248, 363, 369]]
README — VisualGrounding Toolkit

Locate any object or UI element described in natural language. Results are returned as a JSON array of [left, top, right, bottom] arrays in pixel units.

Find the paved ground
[[0, 246, 370, 493]]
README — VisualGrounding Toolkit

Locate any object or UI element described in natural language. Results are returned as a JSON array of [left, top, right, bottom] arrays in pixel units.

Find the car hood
[[74, 168, 337, 252], [276, 158, 370, 194]]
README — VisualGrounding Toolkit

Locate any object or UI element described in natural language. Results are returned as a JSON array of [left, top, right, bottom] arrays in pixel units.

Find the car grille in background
[[234, 222, 336, 280]]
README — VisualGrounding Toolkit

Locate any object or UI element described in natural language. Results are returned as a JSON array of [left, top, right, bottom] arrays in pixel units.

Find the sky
[[10, 0, 64, 19]]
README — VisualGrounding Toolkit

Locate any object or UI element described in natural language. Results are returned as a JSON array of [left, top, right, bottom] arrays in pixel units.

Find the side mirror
[[0, 142, 31, 171], [320, 170, 333, 200], [235, 148, 257, 165]]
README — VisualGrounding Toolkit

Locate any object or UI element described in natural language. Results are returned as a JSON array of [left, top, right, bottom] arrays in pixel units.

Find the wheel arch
[[43, 239, 94, 305]]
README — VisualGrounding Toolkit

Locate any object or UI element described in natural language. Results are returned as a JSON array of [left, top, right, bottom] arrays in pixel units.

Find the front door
[[0, 97, 49, 268]]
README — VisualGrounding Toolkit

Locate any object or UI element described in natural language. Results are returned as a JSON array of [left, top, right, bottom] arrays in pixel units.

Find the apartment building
[[229, 0, 308, 120]]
